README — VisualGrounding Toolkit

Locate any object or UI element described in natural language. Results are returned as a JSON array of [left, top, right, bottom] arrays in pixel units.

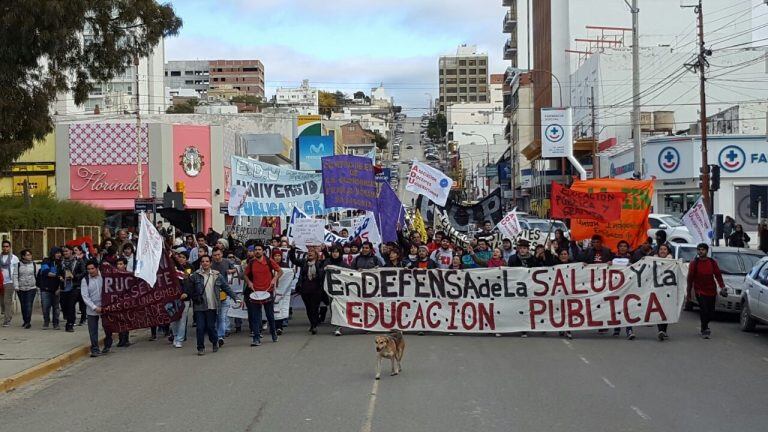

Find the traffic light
[[175, 181, 186, 204], [709, 164, 720, 191], [698, 165, 708, 190]]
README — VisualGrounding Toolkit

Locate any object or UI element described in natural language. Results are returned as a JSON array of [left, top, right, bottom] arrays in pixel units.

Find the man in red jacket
[[687, 243, 726, 339]]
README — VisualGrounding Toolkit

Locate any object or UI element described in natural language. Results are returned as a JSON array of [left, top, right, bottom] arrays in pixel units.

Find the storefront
[[56, 122, 225, 233], [0, 133, 56, 196], [603, 135, 768, 232]]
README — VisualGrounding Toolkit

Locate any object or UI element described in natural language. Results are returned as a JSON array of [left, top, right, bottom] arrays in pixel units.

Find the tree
[[0, 1, 182, 170], [353, 91, 366, 100], [333, 90, 347, 108], [166, 98, 199, 114], [318, 91, 337, 116], [426, 113, 447, 140], [372, 131, 388, 150], [231, 94, 262, 105]]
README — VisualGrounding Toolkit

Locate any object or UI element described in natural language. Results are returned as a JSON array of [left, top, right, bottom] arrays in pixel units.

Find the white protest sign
[[274, 268, 296, 321], [405, 161, 454, 206], [497, 208, 522, 240], [515, 229, 544, 247], [325, 257, 687, 333], [292, 218, 326, 250], [681, 196, 713, 244]]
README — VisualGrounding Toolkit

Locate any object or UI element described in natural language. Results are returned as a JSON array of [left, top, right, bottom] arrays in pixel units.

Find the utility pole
[[134, 55, 143, 198], [591, 86, 599, 178], [630, 0, 642, 179], [695, 0, 712, 214]]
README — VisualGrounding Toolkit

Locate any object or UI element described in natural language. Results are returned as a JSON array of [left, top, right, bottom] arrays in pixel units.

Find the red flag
[[66, 236, 95, 256], [550, 181, 626, 222]]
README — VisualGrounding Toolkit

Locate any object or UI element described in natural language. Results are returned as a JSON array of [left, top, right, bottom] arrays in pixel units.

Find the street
[[395, 118, 426, 206], [2, 312, 768, 432]]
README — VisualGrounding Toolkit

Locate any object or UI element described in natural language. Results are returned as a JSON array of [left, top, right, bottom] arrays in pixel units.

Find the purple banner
[[376, 182, 405, 243], [322, 155, 378, 211]]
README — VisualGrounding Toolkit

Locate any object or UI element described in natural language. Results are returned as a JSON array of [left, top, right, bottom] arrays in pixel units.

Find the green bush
[[0, 196, 104, 231]]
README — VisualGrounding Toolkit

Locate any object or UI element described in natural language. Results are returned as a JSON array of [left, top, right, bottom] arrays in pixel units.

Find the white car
[[741, 256, 768, 330], [648, 213, 694, 244]]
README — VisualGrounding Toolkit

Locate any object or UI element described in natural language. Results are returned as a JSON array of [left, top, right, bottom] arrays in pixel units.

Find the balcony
[[503, 37, 518, 61], [503, 8, 517, 33]]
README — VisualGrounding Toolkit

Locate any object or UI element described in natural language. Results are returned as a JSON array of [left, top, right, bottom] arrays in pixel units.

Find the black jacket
[[352, 254, 383, 270], [728, 232, 750, 248], [289, 249, 326, 293], [579, 247, 614, 264], [508, 254, 538, 268]]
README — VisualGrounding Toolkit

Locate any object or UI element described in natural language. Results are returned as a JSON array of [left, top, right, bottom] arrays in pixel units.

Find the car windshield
[[740, 253, 765, 273], [660, 216, 684, 227], [526, 221, 553, 231], [677, 247, 698, 262], [712, 252, 743, 275]]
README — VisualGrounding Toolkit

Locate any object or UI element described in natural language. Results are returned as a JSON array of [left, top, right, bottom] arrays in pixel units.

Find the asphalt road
[[2, 311, 768, 432], [395, 118, 425, 206]]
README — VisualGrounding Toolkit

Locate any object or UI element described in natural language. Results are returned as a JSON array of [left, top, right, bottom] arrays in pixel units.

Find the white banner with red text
[[324, 257, 687, 333]]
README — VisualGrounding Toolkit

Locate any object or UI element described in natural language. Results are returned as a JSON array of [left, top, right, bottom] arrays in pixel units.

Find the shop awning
[[75, 199, 135, 211], [184, 198, 212, 209]]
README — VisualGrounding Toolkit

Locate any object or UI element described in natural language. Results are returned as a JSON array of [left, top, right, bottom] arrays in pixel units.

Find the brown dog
[[375, 330, 405, 380]]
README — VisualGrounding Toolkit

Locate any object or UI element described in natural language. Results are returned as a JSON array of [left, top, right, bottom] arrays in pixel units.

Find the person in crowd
[[323, 245, 347, 336], [114, 229, 130, 252], [13, 249, 37, 329], [687, 243, 726, 339], [409, 245, 437, 269], [73, 246, 88, 325], [101, 227, 113, 242], [1, 240, 19, 327], [39, 247, 62, 329], [631, 237, 654, 263], [289, 247, 325, 335], [426, 231, 444, 253], [384, 247, 406, 268], [475, 221, 495, 241], [80, 261, 111, 357], [215, 238, 230, 255], [190, 255, 241, 355], [580, 235, 614, 264], [404, 244, 419, 268], [426, 226, 435, 243], [728, 224, 750, 248], [102, 245, 119, 267], [501, 238, 515, 262], [430, 237, 454, 269], [609, 240, 635, 340], [193, 246, 209, 271], [205, 228, 221, 248], [486, 248, 506, 268], [557, 248, 572, 264], [652, 243, 676, 341], [533, 244, 556, 267], [758, 221, 768, 254], [654, 230, 670, 254], [59, 245, 85, 332], [196, 234, 213, 256], [464, 239, 492, 268], [450, 255, 464, 270], [352, 242, 383, 270], [170, 251, 194, 348], [110, 258, 132, 347], [121, 243, 137, 272], [183, 234, 198, 263], [553, 229, 570, 255], [211, 248, 237, 345], [722, 216, 735, 243], [508, 239, 537, 268], [244, 244, 282, 346]]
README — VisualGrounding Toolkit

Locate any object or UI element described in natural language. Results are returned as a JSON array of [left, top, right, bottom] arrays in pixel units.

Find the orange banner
[[569, 179, 654, 250]]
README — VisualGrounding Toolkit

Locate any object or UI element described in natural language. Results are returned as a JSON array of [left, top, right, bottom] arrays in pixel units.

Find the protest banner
[[292, 218, 326, 250], [441, 188, 503, 230], [569, 178, 653, 250], [550, 181, 626, 222], [101, 253, 184, 333], [274, 267, 296, 321], [322, 155, 378, 211], [376, 182, 405, 243], [435, 209, 471, 247], [515, 229, 544, 247], [228, 225, 273, 242], [324, 257, 686, 333], [681, 196, 713, 244], [405, 161, 454, 206], [230, 155, 325, 217], [135, 212, 163, 287], [497, 208, 522, 240]]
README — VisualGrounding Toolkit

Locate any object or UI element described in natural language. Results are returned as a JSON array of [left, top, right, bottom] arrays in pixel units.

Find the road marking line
[[578, 355, 590, 365], [361, 379, 380, 432], [601, 377, 616, 389], [631, 406, 651, 421], [762, 357, 768, 363], [562, 339, 574, 350]]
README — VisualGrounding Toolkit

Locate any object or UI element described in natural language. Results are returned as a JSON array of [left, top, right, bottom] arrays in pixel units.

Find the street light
[[461, 132, 491, 167], [424, 92, 433, 114]]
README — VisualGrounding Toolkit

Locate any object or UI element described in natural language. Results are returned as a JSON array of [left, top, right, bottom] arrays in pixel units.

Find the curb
[[0, 340, 99, 393]]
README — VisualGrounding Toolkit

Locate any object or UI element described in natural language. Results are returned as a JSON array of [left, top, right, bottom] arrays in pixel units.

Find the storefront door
[[660, 190, 699, 217]]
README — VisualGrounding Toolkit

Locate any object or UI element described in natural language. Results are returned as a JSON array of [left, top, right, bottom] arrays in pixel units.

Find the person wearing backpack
[[12, 249, 38, 329], [59, 245, 85, 333], [39, 247, 63, 329]]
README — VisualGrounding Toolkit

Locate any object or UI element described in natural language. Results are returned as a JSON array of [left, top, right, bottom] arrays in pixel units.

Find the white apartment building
[[275, 79, 319, 115]]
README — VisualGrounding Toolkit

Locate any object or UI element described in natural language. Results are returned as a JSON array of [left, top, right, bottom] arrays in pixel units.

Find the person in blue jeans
[[80, 261, 112, 357], [39, 248, 62, 330], [13, 249, 38, 329], [189, 255, 241, 356]]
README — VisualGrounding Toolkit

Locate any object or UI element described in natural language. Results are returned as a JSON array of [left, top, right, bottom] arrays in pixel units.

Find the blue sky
[[165, 0, 509, 111]]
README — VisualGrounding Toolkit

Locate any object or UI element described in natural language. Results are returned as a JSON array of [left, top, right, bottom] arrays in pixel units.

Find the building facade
[[209, 60, 265, 99], [438, 44, 490, 111], [164, 60, 210, 99], [275, 79, 319, 115], [340, 122, 376, 156], [0, 134, 56, 197]]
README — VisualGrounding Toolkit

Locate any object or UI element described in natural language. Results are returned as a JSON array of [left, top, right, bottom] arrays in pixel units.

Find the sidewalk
[[0, 306, 92, 392]]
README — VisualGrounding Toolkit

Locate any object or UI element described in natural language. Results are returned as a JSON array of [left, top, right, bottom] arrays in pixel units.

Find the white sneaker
[[334, 328, 342, 336], [495, 333, 502, 337], [173, 341, 183, 348]]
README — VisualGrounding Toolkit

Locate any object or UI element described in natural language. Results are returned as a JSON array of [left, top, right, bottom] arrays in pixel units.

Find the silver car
[[740, 256, 768, 331], [672, 244, 765, 314]]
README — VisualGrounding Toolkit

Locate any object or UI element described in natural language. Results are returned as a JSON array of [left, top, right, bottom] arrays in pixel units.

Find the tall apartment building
[[438, 44, 490, 111], [275, 79, 319, 115], [164, 60, 210, 98], [209, 60, 265, 99]]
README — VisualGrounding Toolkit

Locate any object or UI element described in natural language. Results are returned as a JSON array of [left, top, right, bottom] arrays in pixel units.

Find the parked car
[[648, 213, 694, 244], [518, 218, 570, 240], [406, 145, 413, 149], [671, 244, 765, 314], [740, 256, 768, 331], [425, 154, 439, 161]]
